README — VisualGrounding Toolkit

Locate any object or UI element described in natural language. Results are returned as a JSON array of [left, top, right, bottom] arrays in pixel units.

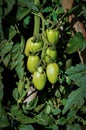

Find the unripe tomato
[[46, 47, 57, 61], [44, 55, 51, 64], [33, 66, 47, 90], [46, 63, 59, 84], [27, 55, 40, 73], [24, 37, 43, 57], [46, 29, 59, 44], [44, 47, 57, 64]]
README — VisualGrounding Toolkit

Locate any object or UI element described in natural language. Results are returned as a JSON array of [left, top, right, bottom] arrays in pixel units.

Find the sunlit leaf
[[52, 108, 61, 115], [65, 63, 86, 87], [47, 124, 59, 130], [9, 26, 17, 40], [23, 16, 31, 26], [0, 41, 13, 56], [10, 105, 36, 124], [35, 113, 54, 126], [12, 88, 19, 101], [57, 117, 67, 125], [11, 36, 25, 79], [18, 125, 35, 130], [65, 32, 86, 54], [17, 7, 30, 21], [42, 7, 52, 13], [18, 0, 39, 12], [52, 11, 57, 22], [62, 86, 86, 114], [26, 97, 38, 111], [66, 123, 81, 130], [2, 53, 11, 67]]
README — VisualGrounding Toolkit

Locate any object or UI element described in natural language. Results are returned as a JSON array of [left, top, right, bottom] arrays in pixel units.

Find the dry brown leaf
[[61, 0, 74, 12]]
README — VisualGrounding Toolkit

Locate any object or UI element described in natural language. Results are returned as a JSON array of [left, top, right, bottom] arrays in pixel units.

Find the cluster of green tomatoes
[[24, 29, 60, 90]]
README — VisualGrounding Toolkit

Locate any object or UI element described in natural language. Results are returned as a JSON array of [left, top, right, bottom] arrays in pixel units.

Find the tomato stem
[[33, 0, 40, 35]]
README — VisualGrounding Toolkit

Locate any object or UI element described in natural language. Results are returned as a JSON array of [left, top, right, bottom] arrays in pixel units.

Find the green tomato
[[46, 63, 59, 84], [27, 55, 40, 73], [44, 47, 57, 64], [44, 55, 51, 64], [46, 29, 59, 44], [33, 66, 47, 90], [46, 47, 57, 60], [24, 37, 43, 57]]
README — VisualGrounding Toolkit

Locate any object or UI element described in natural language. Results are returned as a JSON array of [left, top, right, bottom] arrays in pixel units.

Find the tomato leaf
[[16, 7, 30, 21], [10, 105, 37, 124], [2, 53, 11, 67], [0, 41, 13, 56], [18, 125, 35, 130], [12, 88, 19, 101], [56, 117, 67, 125], [65, 63, 86, 87], [47, 124, 59, 130], [4, 0, 15, 16], [11, 36, 25, 79], [62, 86, 86, 114], [26, 97, 38, 111], [42, 7, 52, 13], [0, 104, 9, 128], [9, 26, 17, 41], [35, 113, 54, 126], [0, 67, 4, 102], [23, 16, 31, 26], [0, 41, 13, 67], [65, 32, 86, 54], [66, 123, 81, 130], [18, 0, 39, 12], [52, 11, 57, 22]]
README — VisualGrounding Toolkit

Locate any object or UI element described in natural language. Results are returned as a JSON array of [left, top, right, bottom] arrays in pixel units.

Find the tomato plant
[[0, 0, 86, 130]]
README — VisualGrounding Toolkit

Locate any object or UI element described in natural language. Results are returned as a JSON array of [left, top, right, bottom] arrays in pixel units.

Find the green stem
[[33, 0, 40, 35]]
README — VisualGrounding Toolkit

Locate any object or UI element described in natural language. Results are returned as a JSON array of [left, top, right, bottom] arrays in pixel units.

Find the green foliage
[[4, 0, 15, 16], [62, 64, 86, 114], [0, 67, 9, 127], [16, 7, 30, 21], [0, 67, 4, 100], [18, 125, 35, 130], [65, 63, 86, 87], [79, 5, 86, 20], [18, 0, 39, 12], [65, 32, 86, 54], [0, 104, 9, 128], [66, 123, 82, 130], [62, 86, 86, 114]]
